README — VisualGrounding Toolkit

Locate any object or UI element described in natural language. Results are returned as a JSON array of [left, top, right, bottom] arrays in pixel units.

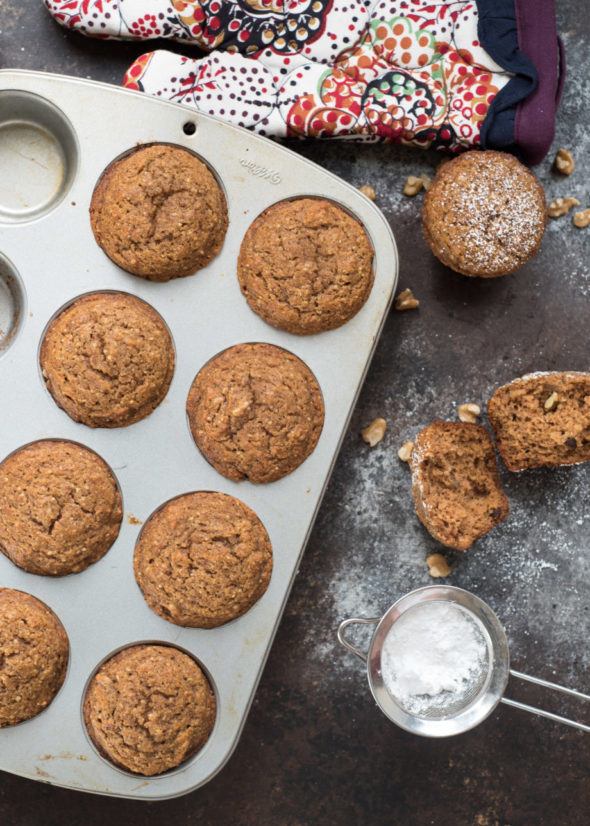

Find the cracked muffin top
[[83, 644, 216, 775], [0, 588, 69, 727], [186, 342, 324, 483], [40, 292, 174, 428], [422, 150, 547, 278], [90, 143, 228, 281], [237, 198, 374, 334], [134, 491, 273, 628], [0, 439, 122, 576]]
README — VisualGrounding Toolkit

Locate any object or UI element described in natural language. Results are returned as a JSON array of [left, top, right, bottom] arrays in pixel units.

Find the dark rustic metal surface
[[0, 2, 589, 824]]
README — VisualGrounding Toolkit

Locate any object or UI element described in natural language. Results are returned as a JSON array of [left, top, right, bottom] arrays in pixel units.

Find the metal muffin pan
[[0, 69, 398, 799]]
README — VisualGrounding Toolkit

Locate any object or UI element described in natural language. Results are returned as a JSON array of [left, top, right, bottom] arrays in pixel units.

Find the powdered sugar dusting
[[425, 154, 546, 275]]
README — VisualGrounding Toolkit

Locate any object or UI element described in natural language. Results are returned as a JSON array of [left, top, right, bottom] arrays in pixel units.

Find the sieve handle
[[501, 669, 590, 733], [337, 617, 380, 662]]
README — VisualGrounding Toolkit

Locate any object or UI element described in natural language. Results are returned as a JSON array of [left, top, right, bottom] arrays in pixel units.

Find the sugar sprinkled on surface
[[380, 601, 489, 717]]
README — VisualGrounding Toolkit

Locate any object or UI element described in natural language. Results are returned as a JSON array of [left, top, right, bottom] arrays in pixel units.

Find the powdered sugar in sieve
[[380, 601, 490, 719]]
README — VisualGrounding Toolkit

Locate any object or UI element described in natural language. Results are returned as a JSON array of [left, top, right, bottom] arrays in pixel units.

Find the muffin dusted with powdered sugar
[[422, 151, 546, 278]]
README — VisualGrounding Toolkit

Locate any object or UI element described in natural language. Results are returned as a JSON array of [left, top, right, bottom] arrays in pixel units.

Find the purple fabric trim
[[515, 0, 563, 165]]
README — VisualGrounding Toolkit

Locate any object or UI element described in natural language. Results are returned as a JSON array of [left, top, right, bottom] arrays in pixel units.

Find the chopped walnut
[[394, 288, 419, 310], [457, 403, 481, 423], [554, 149, 575, 176], [573, 209, 590, 228], [358, 184, 376, 201], [547, 197, 580, 218], [397, 441, 415, 462], [419, 173, 432, 190], [544, 391, 559, 411], [403, 175, 424, 196], [426, 553, 451, 578], [361, 417, 387, 447]]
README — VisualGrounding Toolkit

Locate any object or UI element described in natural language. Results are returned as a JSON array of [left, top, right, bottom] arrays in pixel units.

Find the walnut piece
[[544, 391, 559, 411], [426, 553, 451, 578], [403, 175, 423, 196], [361, 418, 387, 447], [394, 288, 419, 310], [554, 149, 575, 175], [397, 441, 415, 462], [419, 173, 432, 191], [547, 197, 580, 218], [457, 403, 481, 423], [573, 209, 590, 228], [358, 184, 376, 201]]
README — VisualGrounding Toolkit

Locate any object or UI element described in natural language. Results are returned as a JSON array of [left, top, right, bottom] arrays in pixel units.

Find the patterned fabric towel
[[43, 0, 564, 162]]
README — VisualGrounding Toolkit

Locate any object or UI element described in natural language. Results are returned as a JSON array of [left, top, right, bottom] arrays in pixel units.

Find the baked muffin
[[186, 342, 324, 483], [83, 644, 216, 776], [90, 143, 228, 281], [422, 150, 547, 277], [488, 371, 590, 470], [40, 292, 174, 428], [0, 439, 122, 576], [134, 491, 272, 628], [237, 198, 374, 334], [0, 588, 69, 727], [410, 420, 509, 551]]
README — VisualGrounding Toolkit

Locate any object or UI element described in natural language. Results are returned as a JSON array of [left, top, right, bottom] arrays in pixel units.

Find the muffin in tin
[[0, 439, 122, 576], [238, 198, 374, 334], [186, 342, 324, 483], [83, 644, 216, 776], [90, 143, 228, 281], [40, 292, 175, 428], [134, 491, 273, 628], [0, 588, 69, 727], [422, 150, 547, 278]]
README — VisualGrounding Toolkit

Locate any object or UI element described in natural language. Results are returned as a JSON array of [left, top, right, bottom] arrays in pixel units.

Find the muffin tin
[[0, 69, 398, 799]]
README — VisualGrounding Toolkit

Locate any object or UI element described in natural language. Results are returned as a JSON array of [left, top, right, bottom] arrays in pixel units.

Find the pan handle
[[337, 617, 380, 663], [500, 669, 590, 733]]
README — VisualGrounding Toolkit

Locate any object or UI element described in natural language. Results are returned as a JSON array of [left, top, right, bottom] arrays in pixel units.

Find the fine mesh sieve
[[338, 585, 590, 738]]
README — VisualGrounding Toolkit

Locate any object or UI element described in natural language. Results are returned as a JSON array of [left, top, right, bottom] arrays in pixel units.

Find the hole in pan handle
[[337, 617, 381, 663], [501, 669, 590, 733]]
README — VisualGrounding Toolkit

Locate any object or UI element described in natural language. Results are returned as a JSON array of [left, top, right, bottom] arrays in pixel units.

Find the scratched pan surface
[[0, 70, 398, 800]]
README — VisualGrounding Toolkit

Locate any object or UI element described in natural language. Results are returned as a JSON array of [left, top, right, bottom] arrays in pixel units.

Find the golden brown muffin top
[[0, 588, 69, 727], [238, 198, 374, 334], [40, 292, 174, 428], [83, 644, 216, 776], [134, 491, 272, 628], [0, 439, 122, 576], [90, 144, 228, 281], [186, 342, 324, 483]]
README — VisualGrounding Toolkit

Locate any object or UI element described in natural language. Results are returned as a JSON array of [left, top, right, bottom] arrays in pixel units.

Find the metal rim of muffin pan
[[0, 69, 398, 800]]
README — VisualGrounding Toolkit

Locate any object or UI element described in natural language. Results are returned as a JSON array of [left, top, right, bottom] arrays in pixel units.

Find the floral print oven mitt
[[44, 0, 564, 163]]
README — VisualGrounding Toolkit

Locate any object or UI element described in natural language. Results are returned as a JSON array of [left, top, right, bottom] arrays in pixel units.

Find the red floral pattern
[[44, 0, 510, 148]]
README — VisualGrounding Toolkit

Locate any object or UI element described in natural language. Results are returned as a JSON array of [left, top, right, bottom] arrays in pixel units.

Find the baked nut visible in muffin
[[422, 150, 547, 277], [90, 144, 228, 281], [83, 644, 215, 776], [134, 492, 272, 628], [237, 198, 374, 334], [0, 439, 122, 576], [488, 371, 590, 470], [186, 342, 324, 483], [410, 420, 509, 551], [40, 292, 174, 428], [0, 588, 69, 727]]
